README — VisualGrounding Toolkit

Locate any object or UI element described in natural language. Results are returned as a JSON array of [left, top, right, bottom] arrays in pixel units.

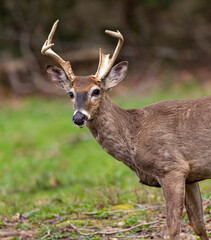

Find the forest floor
[[0, 83, 210, 239], [0, 199, 210, 239]]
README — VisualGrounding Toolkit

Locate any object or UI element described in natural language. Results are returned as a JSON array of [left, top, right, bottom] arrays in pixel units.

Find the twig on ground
[[130, 202, 165, 210], [0, 231, 20, 238], [41, 230, 51, 239], [67, 220, 160, 236], [116, 235, 153, 239], [0, 231, 34, 238], [84, 209, 145, 215]]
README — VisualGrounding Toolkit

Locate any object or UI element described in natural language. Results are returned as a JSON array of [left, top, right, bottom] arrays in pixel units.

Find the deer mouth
[[75, 122, 87, 128]]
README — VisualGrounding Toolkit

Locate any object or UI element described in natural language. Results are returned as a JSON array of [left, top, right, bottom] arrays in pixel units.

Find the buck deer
[[41, 20, 211, 240]]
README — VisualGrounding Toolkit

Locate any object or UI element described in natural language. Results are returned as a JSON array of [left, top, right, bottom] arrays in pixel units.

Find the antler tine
[[93, 29, 124, 81], [105, 30, 124, 66], [41, 20, 75, 80]]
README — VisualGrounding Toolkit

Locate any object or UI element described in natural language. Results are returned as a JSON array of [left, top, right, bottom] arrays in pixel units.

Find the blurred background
[[1, 0, 211, 96], [0, 0, 210, 238]]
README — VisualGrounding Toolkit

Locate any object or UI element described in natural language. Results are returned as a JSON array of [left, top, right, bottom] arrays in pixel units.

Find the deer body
[[42, 20, 210, 240], [88, 95, 211, 240], [88, 94, 211, 184]]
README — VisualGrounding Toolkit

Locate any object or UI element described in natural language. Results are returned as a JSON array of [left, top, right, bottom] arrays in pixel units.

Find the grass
[[0, 82, 210, 239]]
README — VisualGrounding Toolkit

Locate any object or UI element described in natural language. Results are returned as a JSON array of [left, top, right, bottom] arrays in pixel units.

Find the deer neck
[[87, 94, 128, 143], [87, 94, 139, 172]]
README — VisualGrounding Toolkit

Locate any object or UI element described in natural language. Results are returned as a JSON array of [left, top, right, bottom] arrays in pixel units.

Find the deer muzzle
[[72, 111, 88, 128]]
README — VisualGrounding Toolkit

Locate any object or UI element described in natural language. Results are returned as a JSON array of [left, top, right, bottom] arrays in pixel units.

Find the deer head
[[41, 20, 128, 127]]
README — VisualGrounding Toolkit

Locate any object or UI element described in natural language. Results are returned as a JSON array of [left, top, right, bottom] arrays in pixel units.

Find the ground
[[0, 200, 210, 239], [0, 82, 210, 239]]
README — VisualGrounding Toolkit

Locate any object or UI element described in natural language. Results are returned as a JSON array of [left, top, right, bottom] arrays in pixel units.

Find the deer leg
[[160, 172, 185, 240], [185, 183, 209, 240]]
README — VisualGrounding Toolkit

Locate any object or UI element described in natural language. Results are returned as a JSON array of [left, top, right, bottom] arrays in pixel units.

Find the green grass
[[0, 82, 210, 239], [0, 96, 160, 216]]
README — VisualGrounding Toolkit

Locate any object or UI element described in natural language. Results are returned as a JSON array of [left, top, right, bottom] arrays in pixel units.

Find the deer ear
[[104, 61, 128, 90], [46, 65, 72, 91]]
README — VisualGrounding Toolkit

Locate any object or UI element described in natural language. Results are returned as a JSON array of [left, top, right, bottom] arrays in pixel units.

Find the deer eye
[[92, 89, 100, 96], [69, 92, 74, 99]]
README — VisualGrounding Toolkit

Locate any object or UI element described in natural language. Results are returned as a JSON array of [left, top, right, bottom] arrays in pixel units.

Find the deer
[[41, 20, 211, 240]]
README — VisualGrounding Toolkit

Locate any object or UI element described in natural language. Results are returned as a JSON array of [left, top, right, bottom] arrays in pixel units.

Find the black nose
[[72, 111, 87, 126]]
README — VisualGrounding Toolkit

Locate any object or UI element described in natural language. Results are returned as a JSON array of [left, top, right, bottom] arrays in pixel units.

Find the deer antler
[[41, 20, 75, 81], [93, 30, 124, 81]]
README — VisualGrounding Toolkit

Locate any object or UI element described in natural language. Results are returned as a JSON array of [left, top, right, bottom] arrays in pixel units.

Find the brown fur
[[86, 94, 211, 240], [43, 22, 209, 238], [46, 65, 210, 240], [72, 76, 100, 92]]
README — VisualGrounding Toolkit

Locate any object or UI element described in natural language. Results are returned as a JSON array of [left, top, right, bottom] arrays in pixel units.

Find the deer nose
[[72, 111, 88, 126]]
